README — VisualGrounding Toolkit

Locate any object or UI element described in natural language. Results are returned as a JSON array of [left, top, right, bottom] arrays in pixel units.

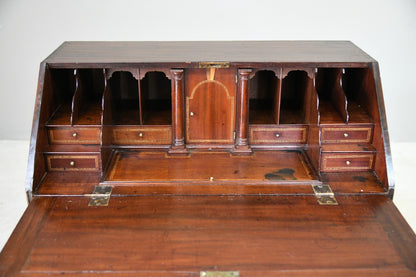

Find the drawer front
[[249, 126, 308, 144], [112, 126, 172, 145], [46, 155, 100, 171], [321, 153, 375, 172], [48, 127, 101, 144], [321, 126, 373, 144]]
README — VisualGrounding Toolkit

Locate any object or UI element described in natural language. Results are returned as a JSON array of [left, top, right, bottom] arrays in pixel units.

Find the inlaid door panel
[[186, 68, 236, 145]]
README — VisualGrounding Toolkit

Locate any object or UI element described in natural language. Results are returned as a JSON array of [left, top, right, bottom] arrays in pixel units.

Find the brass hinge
[[312, 184, 338, 205], [85, 185, 113, 206], [199, 62, 230, 68], [200, 271, 239, 277]]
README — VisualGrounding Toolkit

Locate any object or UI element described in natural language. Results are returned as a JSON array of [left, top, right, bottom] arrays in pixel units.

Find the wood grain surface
[[1, 195, 415, 276]]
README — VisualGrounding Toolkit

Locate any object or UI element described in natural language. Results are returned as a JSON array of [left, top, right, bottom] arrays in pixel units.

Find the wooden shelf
[[249, 108, 277, 124], [74, 99, 102, 125], [279, 109, 306, 124], [47, 103, 72, 126], [319, 100, 346, 124], [347, 101, 373, 123]]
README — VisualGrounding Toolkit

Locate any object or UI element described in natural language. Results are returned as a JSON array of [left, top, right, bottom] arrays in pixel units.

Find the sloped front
[[1, 195, 415, 276]]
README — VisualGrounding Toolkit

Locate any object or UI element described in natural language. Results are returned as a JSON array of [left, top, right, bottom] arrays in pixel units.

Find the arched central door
[[185, 68, 236, 145]]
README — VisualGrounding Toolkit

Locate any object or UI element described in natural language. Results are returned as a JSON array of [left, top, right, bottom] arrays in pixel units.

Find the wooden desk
[[1, 41, 415, 277]]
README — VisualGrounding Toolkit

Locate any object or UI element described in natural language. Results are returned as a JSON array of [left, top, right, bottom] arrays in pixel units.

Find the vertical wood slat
[[306, 69, 321, 172], [334, 69, 349, 123], [100, 70, 113, 177], [70, 69, 80, 125], [274, 69, 282, 124]]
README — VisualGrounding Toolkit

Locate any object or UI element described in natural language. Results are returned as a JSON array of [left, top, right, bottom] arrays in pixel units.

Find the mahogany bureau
[[1, 41, 415, 276]]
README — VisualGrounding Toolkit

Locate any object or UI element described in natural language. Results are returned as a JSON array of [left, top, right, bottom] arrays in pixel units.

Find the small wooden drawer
[[249, 126, 308, 145], [321, 126, 373, 144], [46, 154, 100, 171], [321, 153, 375, 172], [48, 127, 101, 145], [112, 126, 172, 145]]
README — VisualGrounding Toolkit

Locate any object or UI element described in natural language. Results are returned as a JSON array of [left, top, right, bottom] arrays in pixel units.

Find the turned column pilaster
[[169, 69, 187, 154], [233, 69, 252, 155]]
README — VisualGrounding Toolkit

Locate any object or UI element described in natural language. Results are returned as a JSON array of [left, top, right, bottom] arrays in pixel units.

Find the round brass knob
[[343, 133, 349, 138], [210, 177, 214, 181], [72, 132, 77, 137], [275, 133, 280, 138], [190, 112, 194, 117], [139, 132, 143, 137], [346, 160, 351, 165], [70, 161, 75, 166]]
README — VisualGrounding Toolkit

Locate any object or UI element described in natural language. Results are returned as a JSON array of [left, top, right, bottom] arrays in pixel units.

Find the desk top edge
[[44, 41, 377, 65]]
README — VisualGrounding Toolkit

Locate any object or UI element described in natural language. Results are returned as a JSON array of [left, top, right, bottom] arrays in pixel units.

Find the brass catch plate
[[199, 62, 230, 68], [312, 184, 338, 205], [200, 272, 239, 277], [86, 185, 113, 206]]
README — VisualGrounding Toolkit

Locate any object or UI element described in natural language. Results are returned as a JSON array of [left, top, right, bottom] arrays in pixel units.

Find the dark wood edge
[[13, 268, 415, 277], [371, 62, 395, 197], [25, 62, 47, 199], [0, 197, 56, 277], [45, 62, 374, 69]]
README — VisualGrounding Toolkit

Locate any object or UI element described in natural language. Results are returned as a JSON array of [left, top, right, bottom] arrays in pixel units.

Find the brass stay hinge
[[200, 271, 239, 277], [312, 184, 338, 205], [85, 185, 113, 206]]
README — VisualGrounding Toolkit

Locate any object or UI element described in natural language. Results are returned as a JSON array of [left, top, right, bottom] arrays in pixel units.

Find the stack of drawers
[[320, 125, 375, 172], [45, 126, 101, 172]]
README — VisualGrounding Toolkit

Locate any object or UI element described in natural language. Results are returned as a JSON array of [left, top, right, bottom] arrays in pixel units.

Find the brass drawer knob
[[70, 161, 75, 166], [190, 112, 194, 117], [275, 133, 280, 138], [139, 132, 143, 137], [343, 133, 349, 138], [345, 160, 351, 165], [72, 132, 77, 137]]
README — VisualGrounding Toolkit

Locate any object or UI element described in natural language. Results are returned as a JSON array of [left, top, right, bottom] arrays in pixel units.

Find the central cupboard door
[[186, 68, 236, 145]]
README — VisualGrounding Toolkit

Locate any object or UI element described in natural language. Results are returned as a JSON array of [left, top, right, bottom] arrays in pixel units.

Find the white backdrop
[[0, 0, 415, 141]]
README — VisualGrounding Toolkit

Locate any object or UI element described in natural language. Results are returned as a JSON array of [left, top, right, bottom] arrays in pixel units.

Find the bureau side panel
[[370, 62, 393, 195], [25, 63, 50, 198]]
